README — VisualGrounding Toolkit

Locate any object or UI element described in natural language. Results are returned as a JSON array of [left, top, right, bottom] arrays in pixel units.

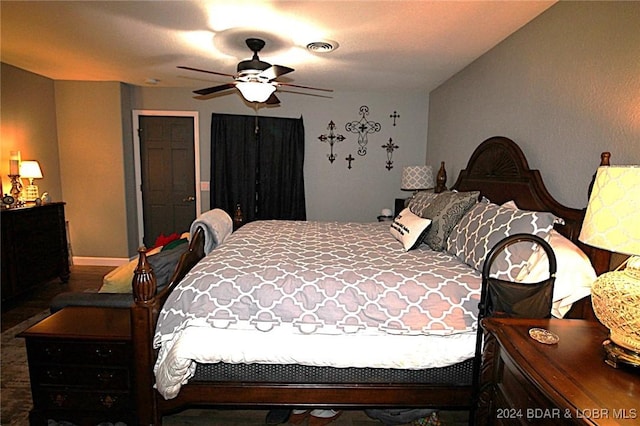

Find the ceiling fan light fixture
[[236, 81, 276, 103], [306, 40, 338, 53]]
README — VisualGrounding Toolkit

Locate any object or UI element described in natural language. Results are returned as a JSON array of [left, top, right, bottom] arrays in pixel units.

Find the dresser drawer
[[32, 364, 130, 389], [33, 387, 133, 412], [27, 339, 130, 365]]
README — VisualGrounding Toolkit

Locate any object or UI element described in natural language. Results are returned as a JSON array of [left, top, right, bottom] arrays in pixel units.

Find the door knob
[[183, 196, 195, 202]]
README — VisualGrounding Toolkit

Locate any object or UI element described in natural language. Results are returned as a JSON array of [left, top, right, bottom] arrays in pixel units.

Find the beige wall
[[427, 1, 640, 209], [1, 63, 62, 200], [55, 81, 130, 258]]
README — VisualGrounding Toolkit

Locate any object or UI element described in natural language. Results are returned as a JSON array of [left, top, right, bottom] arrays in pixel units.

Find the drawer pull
[[97, 371, 115, 384], [45, 369, 64, 380], [95, 347, 113, 358], [100, 394, 117, 408], [44, 346, 63, 357]]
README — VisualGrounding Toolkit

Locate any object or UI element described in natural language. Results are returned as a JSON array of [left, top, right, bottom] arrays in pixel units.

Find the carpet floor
[[1, 309, 50, 426]]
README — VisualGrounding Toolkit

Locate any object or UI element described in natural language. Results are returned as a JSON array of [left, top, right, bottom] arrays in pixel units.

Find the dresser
[[479, 318, 640, 425], [19, 307, 135, 425], [1, 202, 70, 303]]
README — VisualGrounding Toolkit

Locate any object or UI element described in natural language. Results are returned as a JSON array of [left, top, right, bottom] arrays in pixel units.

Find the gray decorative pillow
[[390, 208, 432, 251], [446, 202, 557, 279], [419, 191, 480, 251], [407, 190, 438, 217]]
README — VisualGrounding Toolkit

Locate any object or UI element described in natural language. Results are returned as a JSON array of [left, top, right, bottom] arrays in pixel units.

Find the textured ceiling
[[1, 1, 555, 94]]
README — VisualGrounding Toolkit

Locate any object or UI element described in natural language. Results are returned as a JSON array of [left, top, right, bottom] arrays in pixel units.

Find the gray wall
[[130, 86, 429, 223], [427, 1, 640, 209]]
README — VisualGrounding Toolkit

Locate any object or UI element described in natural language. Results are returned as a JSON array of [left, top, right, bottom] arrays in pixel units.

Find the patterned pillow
[[418, 191, 480, 251], [446, 202, 557, 279], [407, 190, 438, 217], [390, 208, 433, 251]]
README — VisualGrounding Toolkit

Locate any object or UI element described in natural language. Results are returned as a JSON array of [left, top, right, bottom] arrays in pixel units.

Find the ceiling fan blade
[[178, 66, 236, 78], [276, 88, 333, 99], [265, 93, 280, 105], [276, 82, 333, 92], [259, 65, 294, 81], [193, 83, 236, 96]]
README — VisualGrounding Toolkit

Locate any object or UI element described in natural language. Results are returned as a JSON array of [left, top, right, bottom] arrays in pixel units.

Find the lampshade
[[579, 165, 640, 365], [579, 166, 640, 256], [401, 165, 434, 191], [19, 160, 43, 179], [236, 82, 276, 103]]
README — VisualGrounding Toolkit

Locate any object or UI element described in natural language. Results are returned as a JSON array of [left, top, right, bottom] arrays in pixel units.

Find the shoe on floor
[[288, 410, 310, 425], [307, 410, 342, 426], [266, 409, 292, 425]]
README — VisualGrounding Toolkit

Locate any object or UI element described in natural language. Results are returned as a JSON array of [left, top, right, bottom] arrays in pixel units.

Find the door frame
[[132, 110, 201, 247]]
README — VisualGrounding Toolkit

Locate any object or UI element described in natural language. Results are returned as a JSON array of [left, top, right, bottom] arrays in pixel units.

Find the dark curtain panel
[[211, 113, 306, 222]]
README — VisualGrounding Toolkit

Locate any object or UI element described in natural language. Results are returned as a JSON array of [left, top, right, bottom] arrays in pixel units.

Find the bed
[[129, 136, 609, 425]]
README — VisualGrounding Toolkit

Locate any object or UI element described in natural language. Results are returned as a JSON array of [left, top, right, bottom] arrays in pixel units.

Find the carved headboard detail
[[452, 136, 584, 243]]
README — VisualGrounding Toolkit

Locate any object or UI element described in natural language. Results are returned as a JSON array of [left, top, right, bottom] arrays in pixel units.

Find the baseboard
[[72, 257, 130, 267]]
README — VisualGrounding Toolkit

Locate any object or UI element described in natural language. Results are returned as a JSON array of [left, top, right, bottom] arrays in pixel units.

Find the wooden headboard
[[450, 136, 610, 320], [452, 136, 584, 243], [448, 136, 615, 320]]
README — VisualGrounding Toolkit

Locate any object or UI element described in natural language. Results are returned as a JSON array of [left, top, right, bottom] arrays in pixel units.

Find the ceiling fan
[[179, 38, 333, 105]]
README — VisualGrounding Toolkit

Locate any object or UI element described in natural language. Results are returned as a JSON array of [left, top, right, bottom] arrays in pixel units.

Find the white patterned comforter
[[153, 220, 482, 399]]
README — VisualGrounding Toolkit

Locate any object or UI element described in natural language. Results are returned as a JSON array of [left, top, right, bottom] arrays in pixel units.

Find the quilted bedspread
[[154, 220, 481, 347]]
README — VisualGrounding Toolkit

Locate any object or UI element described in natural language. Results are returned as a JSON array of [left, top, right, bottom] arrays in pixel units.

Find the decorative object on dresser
[[401, 165, 434, 194], [578, 164, 640, 369], [1, 202, 69, 304], [19, 160, 43, 201], [7, 150, 23, 205], [478, 318, 640, 425], [18, 307, 135, 425]]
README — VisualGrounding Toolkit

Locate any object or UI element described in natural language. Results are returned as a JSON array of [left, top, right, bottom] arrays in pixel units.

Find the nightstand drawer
[[32, 364, 130, 389], [27, 339, 130, 365], [33, 388, 132, 412]]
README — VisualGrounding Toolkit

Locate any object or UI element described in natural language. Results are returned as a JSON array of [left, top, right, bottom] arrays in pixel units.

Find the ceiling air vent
[[306, 40, 338, 53]]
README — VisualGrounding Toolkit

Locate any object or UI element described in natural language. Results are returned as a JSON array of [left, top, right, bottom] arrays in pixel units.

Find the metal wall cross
[[390, 111, 400, 126], [345, 154, 355, 169], [318, 120, 346, 163], [345, 105, 381, 156], [382, 138, 399, 170]]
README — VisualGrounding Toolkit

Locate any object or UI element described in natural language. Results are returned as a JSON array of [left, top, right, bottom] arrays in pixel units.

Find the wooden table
[[478, 318, 639, 425]]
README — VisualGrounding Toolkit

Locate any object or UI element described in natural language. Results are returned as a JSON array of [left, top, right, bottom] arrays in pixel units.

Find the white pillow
[[517, 229, 596, 318], [390, 208, 432, 251]]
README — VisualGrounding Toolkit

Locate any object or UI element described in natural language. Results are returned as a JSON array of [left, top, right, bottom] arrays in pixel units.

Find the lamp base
[[602, 338, 640, 370]]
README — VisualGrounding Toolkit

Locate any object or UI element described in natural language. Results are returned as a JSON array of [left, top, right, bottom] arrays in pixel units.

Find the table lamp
[[19, 160, 43, 201], [579, 165, 640, 368], [401, 165, 434, 194]]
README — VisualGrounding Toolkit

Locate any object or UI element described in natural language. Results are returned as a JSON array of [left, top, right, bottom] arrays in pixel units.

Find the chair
[[470, 233, 557, 425]]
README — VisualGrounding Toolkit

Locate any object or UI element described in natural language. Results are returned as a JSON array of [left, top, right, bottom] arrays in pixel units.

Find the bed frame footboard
[[131, 228, 206, 425]]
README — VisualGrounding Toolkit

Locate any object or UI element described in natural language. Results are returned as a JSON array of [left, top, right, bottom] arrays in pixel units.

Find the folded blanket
[[189, 208, 233, 254]]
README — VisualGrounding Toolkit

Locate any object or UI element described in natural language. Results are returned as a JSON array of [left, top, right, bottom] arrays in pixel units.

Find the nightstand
[[478, 318, 640, 425], [394, 198, 408, 217], [18, 306, 134, 425]]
